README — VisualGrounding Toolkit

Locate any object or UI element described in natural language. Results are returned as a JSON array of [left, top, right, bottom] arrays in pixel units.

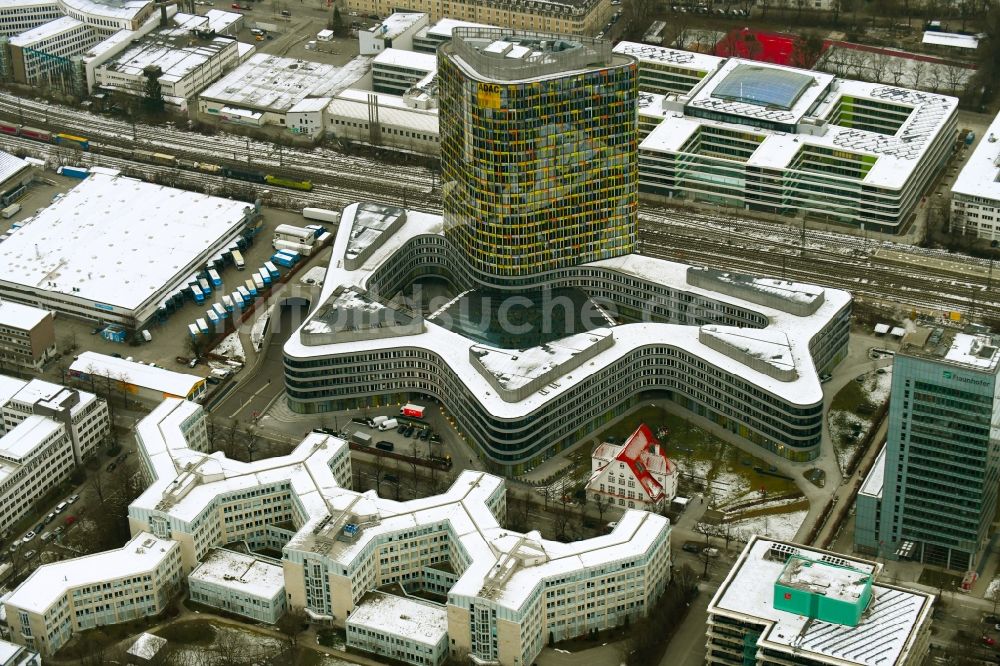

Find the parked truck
[[273, 239, 314, 257], [1, 203, 21, 219], [401, 403, 425, 418], [302, 207, 341, 224], [378, 418, 399, 431]]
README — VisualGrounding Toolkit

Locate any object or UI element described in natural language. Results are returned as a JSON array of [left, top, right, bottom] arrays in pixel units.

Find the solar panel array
[[831, 86, 951, 161], [794, 588, 922, 665], [617, 43, 699, 66], [689, 95, 799, 123]]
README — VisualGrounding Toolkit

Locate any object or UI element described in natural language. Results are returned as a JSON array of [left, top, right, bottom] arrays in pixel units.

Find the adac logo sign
[[477, 82, 502, 109], [943, 370, 990, 387]]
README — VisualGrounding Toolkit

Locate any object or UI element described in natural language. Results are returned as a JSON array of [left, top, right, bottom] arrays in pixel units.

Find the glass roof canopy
[[711, 64, 815, 110]]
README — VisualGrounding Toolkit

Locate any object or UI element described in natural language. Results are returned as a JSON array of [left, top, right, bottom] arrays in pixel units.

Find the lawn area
[[596, 405, 799, 508], [154, 620, 216, 645], [828, 370, 892, 473]]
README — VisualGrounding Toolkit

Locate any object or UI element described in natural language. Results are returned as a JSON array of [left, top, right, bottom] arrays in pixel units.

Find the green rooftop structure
[[773, 555, 873, 627]]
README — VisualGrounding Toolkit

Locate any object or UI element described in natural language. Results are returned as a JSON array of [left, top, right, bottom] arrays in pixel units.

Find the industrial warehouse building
[[0, 169, 257, 327], [89, 10, 245, 106], [198, 53, 368, 128]]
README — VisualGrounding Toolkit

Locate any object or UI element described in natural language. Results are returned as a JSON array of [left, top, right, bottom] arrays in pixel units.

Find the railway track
[[2, 90, 996, 318]]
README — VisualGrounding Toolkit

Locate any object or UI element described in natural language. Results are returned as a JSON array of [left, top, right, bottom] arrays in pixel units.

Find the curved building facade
[[439, 28, 638, 288], [283, 204, 851, 475]]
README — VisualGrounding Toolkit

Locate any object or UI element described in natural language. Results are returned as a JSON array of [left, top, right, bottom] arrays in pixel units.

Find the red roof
[[617, 424, 672, 501]]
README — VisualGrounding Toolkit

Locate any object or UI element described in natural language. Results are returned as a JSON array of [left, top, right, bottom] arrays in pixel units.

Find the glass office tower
[[438, 28, 639, 288], [876, 329, 1000, 571]]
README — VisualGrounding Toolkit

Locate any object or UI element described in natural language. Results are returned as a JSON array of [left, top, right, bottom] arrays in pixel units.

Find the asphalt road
[[211, 302, 308, 424]]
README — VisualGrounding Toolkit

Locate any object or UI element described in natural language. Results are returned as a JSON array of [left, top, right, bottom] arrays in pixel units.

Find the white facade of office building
[[951, 111, 1000, 241]]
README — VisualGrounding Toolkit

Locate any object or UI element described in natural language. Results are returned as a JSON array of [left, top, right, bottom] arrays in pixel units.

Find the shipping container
[[1, 203, 21, 219], [273, 224, 315, 245], [206, 309, 220, 327], [213, 303, 228, 320], [271, 253, 295, 268], [258, 267, 272, 285], [222, 295, 234, 312], [196, 318, 210, 334], [237, 286, 252, 302], [244, 279, 257, 296], [231, 291, 244, 308], [277, 249, 301, 263], [252, 273, 265, 290], [188, 323, 200, 337], [199, 277, 212, 295]]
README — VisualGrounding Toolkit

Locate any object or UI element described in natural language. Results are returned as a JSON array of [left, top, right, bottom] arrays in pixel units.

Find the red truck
[[400, 403, 425, 419]]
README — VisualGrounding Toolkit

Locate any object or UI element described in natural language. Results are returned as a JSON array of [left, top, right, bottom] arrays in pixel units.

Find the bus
[[273, 224, 315, 247], [231, 249, 245, 271]]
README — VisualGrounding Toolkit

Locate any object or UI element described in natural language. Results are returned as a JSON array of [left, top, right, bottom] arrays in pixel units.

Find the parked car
[[985, 616, 1000, 624], [8, 542, 18, 552], [403, 425, 415, 437], [983, 636, 996, 647], [66, 494, 79, 504], [21, 531, 35, 543], [418, 429, 430, 440], [23, 549, 36, 560], [819, 373, 832, 383], [44, 512, 56, 524], [41, 532, 54, 543], [53, 526, 64, 536], [703, 547, 720, 558], [34, 522, 44, 533], [106, 462, 117, 472], [682, 542, 702, 554], [396, 423, 407, 434]]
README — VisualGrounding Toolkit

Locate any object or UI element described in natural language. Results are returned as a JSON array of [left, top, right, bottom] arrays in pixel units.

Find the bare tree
[[869, 52, 891, 84], [593, 493, 610, 523], [371, 453, 385, 495], [243, 424, 259, 462], [911, 60, 926, 90]]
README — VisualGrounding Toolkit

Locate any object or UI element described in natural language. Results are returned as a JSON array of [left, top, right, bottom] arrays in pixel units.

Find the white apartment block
[[57, 0, 155, 35], [588, 424, 678, 513], [188, 549, 287, 623], [371, 48, 436, 96], [3, 532, 182, 656], [0, 0, 60, 38], [4, 397, 672, 665], [1, 377, 110, 464], [951, 111, 1000, 241], [707, 537, 934, 666], [8, 16, 97, 85], [0, 376, 108, 535]]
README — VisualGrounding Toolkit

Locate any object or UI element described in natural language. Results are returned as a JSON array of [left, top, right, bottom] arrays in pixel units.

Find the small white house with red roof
[[588, 424, 678, 512]]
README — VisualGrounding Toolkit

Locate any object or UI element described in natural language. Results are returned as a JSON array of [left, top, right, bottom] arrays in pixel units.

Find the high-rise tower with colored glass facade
[[439, 28, 638, 287]]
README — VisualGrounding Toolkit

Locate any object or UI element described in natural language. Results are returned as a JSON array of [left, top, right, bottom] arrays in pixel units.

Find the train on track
[[0, 120, 313, 191]]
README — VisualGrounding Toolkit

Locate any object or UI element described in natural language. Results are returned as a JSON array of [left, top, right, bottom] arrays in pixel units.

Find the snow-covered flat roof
[[328, 89, 438, 135], [952, 110, 1000, 202], [199, 53, 368, 112], [0, 0, 58, 7], [189, 549, 284, 599], [9, 378, 98, 418], [5, 532, 177, 614], [922, 31, 979, 49], [372, 47, 437, 72], [284, 204, 850, 418], [60, 0, 152, 21], [10, 16, 86, 45], [0, 376, 27, 410], [70, 352, 204, 397], [613, 40, 723, 73], [348, 592, 446, 648], [0, 415, 61, 462], [0, 300, 49, 330], [0, 151, 31, 187], [859, 444, 886, 498], [363, 11, 426, 40], [643, 74, 958, 190], [0, 172, 249, 312], [943, 332, 1000, 371], [711, 537, 932, 666], [425, 17, 494, 39], [289, 96, 331, 113], [101, 18, 237, 83]]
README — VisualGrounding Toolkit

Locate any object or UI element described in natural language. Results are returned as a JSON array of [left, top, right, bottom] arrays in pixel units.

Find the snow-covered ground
[[828, 369, 893, 473], [725, 509, 808, 542], [214, 330, 245, 361]]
